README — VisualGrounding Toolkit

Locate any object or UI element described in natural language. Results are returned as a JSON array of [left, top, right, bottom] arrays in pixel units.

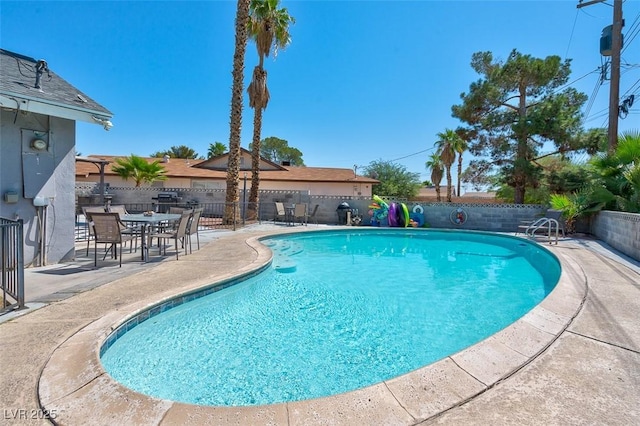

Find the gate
[[1, 217, 25, 313]]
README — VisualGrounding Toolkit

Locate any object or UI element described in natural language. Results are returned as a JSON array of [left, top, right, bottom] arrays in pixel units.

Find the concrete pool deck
[[1, 224, 639, 425]]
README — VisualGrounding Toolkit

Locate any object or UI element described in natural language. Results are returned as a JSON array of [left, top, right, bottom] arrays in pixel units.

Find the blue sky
[[1, 1, 639, 191]]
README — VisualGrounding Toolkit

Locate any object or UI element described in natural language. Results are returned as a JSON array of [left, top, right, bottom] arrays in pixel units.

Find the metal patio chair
[[293, 203, 308, 226], [153, 210, 192, 260], [107, 204, 140, 252], [82, 205, 107, 256], [187, 207, 204, 254], [274, 202, 287, 223], [306, 204, 319, 225], [90, 212, 137, 267]]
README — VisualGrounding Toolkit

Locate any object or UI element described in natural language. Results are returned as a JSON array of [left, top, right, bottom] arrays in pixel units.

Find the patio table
[[121, 213, 181, 261], [284, 205, 295, 226]]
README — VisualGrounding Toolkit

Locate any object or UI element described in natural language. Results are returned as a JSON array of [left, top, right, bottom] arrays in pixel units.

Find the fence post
[[17, 219, 24, 308]]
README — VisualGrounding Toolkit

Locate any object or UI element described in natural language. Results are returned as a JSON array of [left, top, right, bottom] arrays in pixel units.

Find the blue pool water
[[101, 230, 560, 407]]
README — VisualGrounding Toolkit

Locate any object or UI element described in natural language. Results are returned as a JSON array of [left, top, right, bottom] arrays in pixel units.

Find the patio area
[[0, 224, 638, 425]]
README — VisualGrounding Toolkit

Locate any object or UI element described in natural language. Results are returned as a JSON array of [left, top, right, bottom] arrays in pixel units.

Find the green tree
[[452, 49, 590, 204], [250, 136, 304, 165], [150, 145, 200, 159], [550, 188, 610, 234], [588, 130, 640, 212], [247, 0, 294, 214], [207, 142, 227, 158], [435, 129, 458, 202], [364, 160, 422, 199], [494, 156, 591, 205], [425, 153, 444, 202], [224, 0, 251, 224], [111, 154, 168, 187]]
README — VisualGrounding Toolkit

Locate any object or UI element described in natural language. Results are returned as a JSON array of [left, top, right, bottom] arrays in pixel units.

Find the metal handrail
[[525, 217, 560, 245]]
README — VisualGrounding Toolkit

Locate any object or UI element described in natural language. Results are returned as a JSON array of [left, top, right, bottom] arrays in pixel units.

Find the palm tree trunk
[[224, 0, 250, 224], [435, 185, 441, 202], [446, 167, 453, 202], [248, 107, 263, 220], [457, 156, 463, 197]]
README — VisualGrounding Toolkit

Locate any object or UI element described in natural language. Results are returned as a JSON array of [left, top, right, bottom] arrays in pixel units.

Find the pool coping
[[37, 229, 587, 425]]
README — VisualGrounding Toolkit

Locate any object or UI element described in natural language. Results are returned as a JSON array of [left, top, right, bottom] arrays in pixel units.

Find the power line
[[621, 12, 640, 54], [565, 9, 581, 60], [388, 147, 437, 163], [622, 77, 640, 97], [583, 68, 605, 119]]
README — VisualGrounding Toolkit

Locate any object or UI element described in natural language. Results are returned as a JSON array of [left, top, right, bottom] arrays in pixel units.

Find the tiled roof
[[76, 155, 379, 184], [0, 49, 112, 117]]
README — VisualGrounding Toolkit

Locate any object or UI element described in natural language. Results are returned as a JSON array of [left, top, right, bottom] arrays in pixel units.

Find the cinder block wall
[[76, 185, 640, 261], [76, 185, 547, 232], [300, 195, 546, 231], [591, 211, 640, 261]]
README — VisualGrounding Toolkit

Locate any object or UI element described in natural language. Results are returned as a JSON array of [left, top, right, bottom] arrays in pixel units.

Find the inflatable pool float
[[410, 205, 425, 227], [400, 203, 410, 227], [388, 203, 399, 227], [409, 212, 424, 227]]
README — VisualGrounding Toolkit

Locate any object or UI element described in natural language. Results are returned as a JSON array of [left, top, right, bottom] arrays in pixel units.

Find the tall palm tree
[[111, 155, 167, 187], [224, 0, 251, 224], [451, 129, 469, 198], [247, 0, 294, 217], [435, 129, 459, 202], [207, 142, 227, 159], [425, 153, 444, 202]]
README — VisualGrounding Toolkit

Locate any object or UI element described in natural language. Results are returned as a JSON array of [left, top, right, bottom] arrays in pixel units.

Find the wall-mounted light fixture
[[31, 138, 47, 150], [92, 115, 113, 131]]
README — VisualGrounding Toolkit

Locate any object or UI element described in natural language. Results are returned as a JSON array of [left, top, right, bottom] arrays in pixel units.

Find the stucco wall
[[591, 210, 640, 261], [1, 110, 76, 265]]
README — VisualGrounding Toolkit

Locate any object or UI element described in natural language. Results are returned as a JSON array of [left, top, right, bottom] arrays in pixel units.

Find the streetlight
[[242, 172, 247, 225]]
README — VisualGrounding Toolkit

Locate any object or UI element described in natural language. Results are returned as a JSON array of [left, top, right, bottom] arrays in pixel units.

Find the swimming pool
[[100, 229, 560, 407]]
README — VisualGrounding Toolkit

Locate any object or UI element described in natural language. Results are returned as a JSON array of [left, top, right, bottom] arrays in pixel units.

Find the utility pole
[[577, 0, 623, 153], [608, 0, 622, 153]]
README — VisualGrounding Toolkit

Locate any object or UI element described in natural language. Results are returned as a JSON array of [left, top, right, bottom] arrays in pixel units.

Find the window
[[192, 181, 221, 189]]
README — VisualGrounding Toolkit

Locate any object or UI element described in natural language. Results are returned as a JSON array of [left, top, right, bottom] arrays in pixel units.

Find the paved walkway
[[0, 225, 638, 425]]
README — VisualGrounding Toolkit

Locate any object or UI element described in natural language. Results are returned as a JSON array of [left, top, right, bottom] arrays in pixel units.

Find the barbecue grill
[[152, 192, 182, 212]]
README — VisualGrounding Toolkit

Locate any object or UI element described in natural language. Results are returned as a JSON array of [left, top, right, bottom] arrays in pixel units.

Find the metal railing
[[523, 217, 561, 245], [1, 217, 25, 313]]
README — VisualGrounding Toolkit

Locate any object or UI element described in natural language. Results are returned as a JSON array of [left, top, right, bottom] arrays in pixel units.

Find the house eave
[[0, 92, 113, 125]]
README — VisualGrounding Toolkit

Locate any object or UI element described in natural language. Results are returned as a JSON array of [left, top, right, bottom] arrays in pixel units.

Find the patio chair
[[82, 206, 107, 256], [187, 207, 204, 254], [90, 212, 137, 267], [306, 204, 319, 225], [153, 210, 192, 260], [274, 202, 287, 223], [293, 203, 308, 226], [153, 206, 187, 234], [108, 204, 140, 252]]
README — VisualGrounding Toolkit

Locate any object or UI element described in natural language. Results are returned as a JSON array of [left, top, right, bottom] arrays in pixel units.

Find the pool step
[[264, 240, 302, 273], [272, 257, 297, 273]]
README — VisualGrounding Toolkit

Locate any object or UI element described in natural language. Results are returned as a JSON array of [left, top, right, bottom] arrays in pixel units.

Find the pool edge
[[38, 232, 587, 425]]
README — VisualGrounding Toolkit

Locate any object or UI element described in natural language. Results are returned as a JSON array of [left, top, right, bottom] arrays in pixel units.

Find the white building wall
[[1, 110, 77, 265]]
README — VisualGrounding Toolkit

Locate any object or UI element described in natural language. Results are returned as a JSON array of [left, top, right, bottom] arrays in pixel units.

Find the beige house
[[76, 148, 378, 197]]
